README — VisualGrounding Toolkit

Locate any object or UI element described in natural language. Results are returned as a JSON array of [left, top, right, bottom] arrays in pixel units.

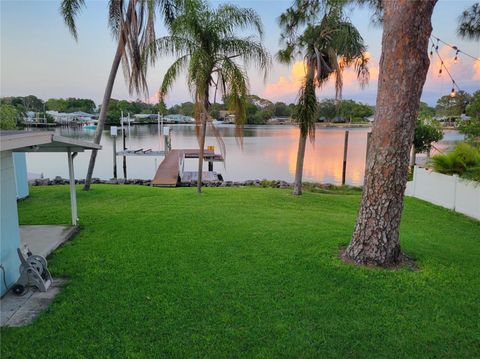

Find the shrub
[[430, 142, 480, 181]]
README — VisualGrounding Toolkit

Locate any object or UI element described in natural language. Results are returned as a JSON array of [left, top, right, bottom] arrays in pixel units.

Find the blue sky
[[1, 0, 479, 107]]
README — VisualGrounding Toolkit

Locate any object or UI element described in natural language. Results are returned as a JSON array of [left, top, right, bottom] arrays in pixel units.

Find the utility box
[[110, 126, 118, 137]]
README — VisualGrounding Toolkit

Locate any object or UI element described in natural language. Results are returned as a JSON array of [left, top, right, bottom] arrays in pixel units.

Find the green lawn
[[2, 185, 479, 358]]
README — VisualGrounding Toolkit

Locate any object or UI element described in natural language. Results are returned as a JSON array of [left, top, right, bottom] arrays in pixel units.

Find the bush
[[457, 117, 480, 144], [0, 104, 18, 130], [430, 142, 480, 181], [414, 117, 443, 153]]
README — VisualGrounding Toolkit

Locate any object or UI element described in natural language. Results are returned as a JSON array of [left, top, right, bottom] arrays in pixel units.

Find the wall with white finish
[[405, 166, 480, 220]]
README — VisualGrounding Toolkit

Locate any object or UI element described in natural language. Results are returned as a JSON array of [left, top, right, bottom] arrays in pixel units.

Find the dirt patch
[[339, 246, 418, 270]]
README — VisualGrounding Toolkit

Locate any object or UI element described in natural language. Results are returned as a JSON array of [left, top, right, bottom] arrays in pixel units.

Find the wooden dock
[[152, 149, 223, 187]]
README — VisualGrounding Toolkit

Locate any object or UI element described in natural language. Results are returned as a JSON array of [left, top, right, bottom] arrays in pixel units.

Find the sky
[[1, 0, 479, 107]]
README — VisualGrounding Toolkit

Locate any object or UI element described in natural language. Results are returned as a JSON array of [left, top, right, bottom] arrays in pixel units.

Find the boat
[[83, 123, 97, 130]]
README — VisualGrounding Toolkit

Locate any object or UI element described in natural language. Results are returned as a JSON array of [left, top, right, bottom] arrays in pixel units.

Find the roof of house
[[0, 131, 101, 152]]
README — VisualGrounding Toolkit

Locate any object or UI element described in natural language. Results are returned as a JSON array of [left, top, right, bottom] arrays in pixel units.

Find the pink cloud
[[424, 45, 479, 92], [263, 53, 380, 101]]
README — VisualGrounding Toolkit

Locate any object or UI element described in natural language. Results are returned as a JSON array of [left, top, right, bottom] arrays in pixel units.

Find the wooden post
[[112, 135, 117, 179], [208, 161, 213, 172], [342, 130, 349, 185], [123, 129, 127, 179], [67, 150, 77, 226]]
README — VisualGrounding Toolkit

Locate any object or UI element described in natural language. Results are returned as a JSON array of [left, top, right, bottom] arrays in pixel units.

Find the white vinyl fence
[[405, 166, 480, 220]]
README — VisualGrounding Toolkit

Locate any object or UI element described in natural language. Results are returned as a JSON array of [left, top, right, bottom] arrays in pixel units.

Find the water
[[25, 125, 463, 186]]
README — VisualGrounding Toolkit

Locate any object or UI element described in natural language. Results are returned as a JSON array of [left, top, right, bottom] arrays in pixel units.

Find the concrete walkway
[[20, 225, 78, 257], [0, 225, 78, 327], [1, 279, 66, 327]]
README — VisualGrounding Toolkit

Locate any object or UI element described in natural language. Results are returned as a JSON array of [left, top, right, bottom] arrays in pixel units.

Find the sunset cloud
[[424, 45, 479, 93], [263, 53, 380, 102], [263, 61, 306, 99]]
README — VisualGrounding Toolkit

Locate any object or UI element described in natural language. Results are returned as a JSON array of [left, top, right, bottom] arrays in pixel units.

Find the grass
[[1, 185, 479, 358]]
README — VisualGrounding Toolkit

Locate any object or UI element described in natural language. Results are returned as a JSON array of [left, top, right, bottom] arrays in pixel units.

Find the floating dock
[[152, 149, 223, 187]]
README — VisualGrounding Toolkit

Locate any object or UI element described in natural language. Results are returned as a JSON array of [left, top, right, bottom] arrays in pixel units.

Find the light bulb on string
[[450, 81, 456, 97]]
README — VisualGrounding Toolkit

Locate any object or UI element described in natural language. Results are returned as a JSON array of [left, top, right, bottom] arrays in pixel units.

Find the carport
[[0, 131, 101, 296]]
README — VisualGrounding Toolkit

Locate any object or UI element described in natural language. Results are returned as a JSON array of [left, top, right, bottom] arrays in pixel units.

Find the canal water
[[25, 124, 463, 186]]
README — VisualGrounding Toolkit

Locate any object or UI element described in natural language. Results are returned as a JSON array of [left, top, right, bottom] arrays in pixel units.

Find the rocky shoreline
[[30, 176, 294, 188]]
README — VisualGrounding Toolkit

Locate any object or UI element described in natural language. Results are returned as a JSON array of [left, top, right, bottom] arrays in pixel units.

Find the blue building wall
[[13, 152, 29, 199], [1, 151, 21, 296]]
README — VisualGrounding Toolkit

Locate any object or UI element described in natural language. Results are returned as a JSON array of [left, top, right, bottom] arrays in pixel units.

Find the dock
[[152, 149, 223, 187]]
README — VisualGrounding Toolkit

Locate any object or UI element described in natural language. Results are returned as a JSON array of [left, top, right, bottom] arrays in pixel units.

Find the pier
[[152, 149, 223, 187]]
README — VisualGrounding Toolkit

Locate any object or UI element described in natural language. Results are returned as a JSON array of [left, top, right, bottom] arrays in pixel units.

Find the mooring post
[[111, 126, 118, 179], [208, 161, 213, 172], [123, 128, 127, 179], [113, 138, 117, 179], [342, 130, 349, 185]]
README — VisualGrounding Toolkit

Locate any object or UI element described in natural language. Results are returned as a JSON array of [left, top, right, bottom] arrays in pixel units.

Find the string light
[[450, 82, 456, 97], [431, 43, 461, 96], [431, 35, 480, 62]]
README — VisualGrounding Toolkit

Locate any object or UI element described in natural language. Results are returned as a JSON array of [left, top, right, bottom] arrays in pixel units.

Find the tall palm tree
[[278, 6, 369, 195], [153, 0, 270, 193], [60, 0, 178, 191]]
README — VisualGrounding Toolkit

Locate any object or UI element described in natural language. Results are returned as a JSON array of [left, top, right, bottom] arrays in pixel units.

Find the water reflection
[[25, 124, 461, 186]]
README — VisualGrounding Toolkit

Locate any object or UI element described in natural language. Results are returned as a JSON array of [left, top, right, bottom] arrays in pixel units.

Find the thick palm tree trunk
[[293, 64, 315, 196], [197, 88, 209, 194], [345, 0, 437, 266], [83, 39, 123, 191], [293, 132, 307, 195]]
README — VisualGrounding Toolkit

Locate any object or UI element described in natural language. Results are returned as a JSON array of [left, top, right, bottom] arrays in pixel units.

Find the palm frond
[[159, 55, 189, 96], [60, 0, 85, 41], [294, 74, 318, 141]]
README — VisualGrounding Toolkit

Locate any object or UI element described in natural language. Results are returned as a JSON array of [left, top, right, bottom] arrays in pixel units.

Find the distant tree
[[22, 95, 44, 112], [273, 102, 290, 117], [458, 118, 480, 144], [339, 100, 373, 122], [46, 98, 68, 112], [1, 95, 44, 113], [418, 101, 436, 118], [466, 90, 480, 119], [317, 99, 337, 120], [435, 91, 471, 118], [458, 3, 480, 40], [0, 104, 18, 130], [66, 97, 96, 113]]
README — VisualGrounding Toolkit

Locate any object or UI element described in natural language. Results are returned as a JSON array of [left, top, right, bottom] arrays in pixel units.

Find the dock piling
[[341, 130, 349, 185]]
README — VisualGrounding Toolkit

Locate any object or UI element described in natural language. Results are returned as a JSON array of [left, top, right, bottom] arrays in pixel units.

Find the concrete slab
[[1, 278, 66, 327], [20, 225, 78, 258]]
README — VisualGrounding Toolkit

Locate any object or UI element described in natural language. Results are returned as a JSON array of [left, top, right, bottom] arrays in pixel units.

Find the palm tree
[[153, 0, 270, 193], [60, 0, 178, 191], [278, 6, 369, 195]]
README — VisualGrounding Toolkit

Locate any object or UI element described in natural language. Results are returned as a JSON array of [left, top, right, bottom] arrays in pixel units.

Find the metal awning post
[[67, 150, 78, 225]]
